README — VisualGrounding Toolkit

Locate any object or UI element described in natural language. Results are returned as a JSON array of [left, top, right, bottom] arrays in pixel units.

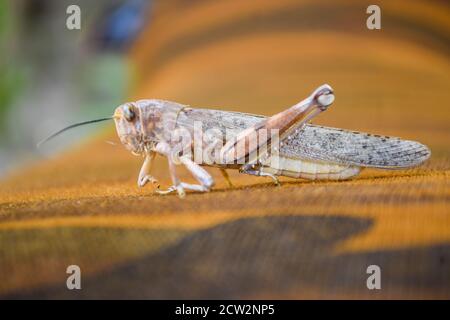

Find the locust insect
[[38, 84, 430, 198]]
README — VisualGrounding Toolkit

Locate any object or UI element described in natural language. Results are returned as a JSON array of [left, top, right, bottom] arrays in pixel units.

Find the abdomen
[[261, 156, 361, 180]]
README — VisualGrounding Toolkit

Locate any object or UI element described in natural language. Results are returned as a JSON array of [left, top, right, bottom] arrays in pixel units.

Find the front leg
[[137, 151, 160, 189], [153, 142, 186, 198]]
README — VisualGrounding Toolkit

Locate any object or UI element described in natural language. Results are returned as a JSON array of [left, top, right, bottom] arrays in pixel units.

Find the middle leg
[[156, 156, 214, 195], [153, 142, 214, 197]]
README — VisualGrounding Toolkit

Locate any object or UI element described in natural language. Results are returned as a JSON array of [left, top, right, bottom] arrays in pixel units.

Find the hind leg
[[239, 163, 280, 186]]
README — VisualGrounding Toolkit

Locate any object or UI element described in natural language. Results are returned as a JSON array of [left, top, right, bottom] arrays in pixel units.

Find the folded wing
[[176, 108, 431, 169], [280, 125, 431, 169]]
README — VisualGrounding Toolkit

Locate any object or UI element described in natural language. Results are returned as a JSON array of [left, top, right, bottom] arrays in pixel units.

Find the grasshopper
[[39, 84, 430, 198]]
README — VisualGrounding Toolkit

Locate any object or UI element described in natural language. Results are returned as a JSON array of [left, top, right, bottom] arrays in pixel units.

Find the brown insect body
[[113, 100, 430, 168], [41, 85, 430, 198]]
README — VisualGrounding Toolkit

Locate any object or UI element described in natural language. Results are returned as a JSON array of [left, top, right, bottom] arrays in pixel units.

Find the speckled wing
[[280, 125, 431, 169], [176, 108, 431, 169]]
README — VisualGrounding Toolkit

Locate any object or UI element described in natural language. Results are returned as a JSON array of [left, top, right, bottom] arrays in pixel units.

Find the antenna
[[37, 117, 113, 148]]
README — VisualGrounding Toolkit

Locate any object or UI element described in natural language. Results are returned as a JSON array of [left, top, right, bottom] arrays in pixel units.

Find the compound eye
[[124, 105, 136, 122]]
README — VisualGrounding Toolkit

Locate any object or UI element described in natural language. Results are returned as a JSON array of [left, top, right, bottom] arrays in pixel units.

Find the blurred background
[[0, 0, 150, 175], [0, 0, 449, 299]]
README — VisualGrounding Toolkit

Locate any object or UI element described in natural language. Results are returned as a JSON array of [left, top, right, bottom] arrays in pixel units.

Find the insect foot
[[176, 186, 186, 198], [155, 185, 186, 198], [138, 175, 160, 189]]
